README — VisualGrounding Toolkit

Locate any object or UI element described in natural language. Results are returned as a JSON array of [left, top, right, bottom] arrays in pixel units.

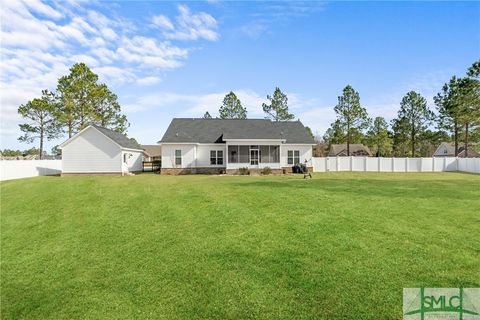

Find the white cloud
[[240, 2, 326, 39], [23, 0, 63, 19], [0, 0, 219, 146], [240, 22, 268, 39], [136, 76, 162, 86], [122, 89, 315, 119], [152, 5, 219, 41], [151, 15, 174, 30]]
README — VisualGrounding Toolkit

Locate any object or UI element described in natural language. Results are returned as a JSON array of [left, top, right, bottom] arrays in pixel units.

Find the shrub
[[238, 167, 250, 175], [261, 166, 272, 175]]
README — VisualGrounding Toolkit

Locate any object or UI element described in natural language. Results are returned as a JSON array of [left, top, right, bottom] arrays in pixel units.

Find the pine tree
[[219, 92, 247, 119], [262, 87, 294, 121], [333, 85, 370, 156], [18, 90, 61, 159]]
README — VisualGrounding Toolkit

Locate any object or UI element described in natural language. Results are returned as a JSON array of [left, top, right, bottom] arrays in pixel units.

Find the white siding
[[280, 145, 313, 167], [122, 150, 144, 172], [160, 142, 313, 170], [196, 144, 226, 167], [161, 144, 196, 168], [62, 127, 122, 173]]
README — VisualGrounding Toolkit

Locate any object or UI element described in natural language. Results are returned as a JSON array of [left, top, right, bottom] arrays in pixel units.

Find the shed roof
[[92, 125, 142, 150]]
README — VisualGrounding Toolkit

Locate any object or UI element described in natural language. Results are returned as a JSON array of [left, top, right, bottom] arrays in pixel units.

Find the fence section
[[312, 157, 479, 173], [0, 160, 62, 181], [457, 157, 480, 173]]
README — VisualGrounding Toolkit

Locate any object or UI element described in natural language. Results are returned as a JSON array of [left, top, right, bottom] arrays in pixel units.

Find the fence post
[[432, 157, 434, 172], [443, 157, 447, 171], [350, 156, 353, 171], [392, 157, 394, 172], [405, 157, 408, 172], [378, 157, 381, 172], [336, 156, 339, 172]]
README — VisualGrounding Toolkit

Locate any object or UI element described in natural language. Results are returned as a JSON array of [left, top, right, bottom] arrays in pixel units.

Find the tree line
[[202, 60, 479, 158], [323, 60, 479, 157], [17, 60, 479, 159], [17, 63, 128, 159]]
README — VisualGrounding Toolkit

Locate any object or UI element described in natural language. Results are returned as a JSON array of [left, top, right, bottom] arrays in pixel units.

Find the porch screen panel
[[260, 146, 270, 163], [239, 146, 249, 163], [271, 146, 280, 163], [228, 146, 238, 163]]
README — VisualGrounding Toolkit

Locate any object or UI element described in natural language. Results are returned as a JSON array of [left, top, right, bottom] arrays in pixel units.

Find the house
[[432, 142, 455, 157], [433, 142, 480, 158], [141, 145, 162, 161], [158, 118, 315, 174], [328, 144, 372, 157], [59, 125, 144, 176]]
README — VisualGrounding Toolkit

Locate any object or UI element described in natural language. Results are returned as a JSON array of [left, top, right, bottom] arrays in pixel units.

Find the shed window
[[175, 150, 182, 166]]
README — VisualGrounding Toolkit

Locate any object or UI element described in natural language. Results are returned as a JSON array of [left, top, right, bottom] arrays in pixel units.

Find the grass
[[1, 173, 479, 319]]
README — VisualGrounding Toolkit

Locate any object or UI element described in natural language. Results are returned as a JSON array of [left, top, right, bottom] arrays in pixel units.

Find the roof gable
[[433, 142, 455, 156], [328, 144, 372, 156], [60, 125, 142, 150], [159, 118, 315, 144], [92, 125, 142, 150]]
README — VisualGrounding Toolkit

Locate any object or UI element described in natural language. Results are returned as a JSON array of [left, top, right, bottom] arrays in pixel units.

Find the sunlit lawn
[[1, 173, 479, 319]]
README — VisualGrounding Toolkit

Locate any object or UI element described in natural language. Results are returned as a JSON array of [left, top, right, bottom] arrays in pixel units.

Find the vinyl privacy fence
[[312, 157, 480, 174], [0, 160, 62, 181]]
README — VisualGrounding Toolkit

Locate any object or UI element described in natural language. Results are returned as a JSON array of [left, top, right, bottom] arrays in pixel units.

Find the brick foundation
[[161, 167, 226, 175], [226, 168, 284, 175]]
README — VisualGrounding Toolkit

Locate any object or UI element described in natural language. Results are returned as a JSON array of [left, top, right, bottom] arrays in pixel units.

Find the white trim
[[159, 142, 201, 146], [223, 138, 286, 142], [58, 125, 93, 148], [62, 171, 122, 173], [122, 147, 144, 152], [59, 125, 143, 152], [159, 141, 315, 146]]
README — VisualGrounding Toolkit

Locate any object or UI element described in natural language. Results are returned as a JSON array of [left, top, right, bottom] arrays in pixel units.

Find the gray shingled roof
[[159, 118, 315, 144], [328, 144, 372, 156], [92, 125, 142, 150]]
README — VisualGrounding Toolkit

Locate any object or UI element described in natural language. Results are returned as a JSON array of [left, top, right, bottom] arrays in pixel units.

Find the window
[[210, 150, 224, 165], [217, 150, 223, 165], [175, 150, 182, 166], [288, 150, 300, 165]]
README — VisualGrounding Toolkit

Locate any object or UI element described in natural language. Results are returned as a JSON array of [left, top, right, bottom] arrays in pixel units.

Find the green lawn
[[1, 173, 479, 319]]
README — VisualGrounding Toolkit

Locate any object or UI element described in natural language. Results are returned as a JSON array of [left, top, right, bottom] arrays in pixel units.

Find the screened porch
[[227, 145, 280, 167]]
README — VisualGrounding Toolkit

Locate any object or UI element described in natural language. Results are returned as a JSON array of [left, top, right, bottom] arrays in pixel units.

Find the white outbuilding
[[59, 125, 144, 176]]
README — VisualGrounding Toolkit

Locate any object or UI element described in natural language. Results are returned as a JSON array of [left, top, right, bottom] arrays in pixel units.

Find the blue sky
[[1, 1, 479, 151]]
